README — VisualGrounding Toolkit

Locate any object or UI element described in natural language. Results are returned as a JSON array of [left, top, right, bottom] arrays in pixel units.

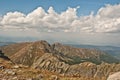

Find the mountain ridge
[[66, 44, 120, 60], [1, 40, 119, 65]]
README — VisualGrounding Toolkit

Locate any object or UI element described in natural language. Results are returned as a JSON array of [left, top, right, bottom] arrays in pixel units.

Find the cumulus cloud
[[0, 4, 120, 33]]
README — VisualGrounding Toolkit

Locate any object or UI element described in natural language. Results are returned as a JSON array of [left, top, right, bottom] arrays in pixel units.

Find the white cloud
[[97, 4, 120, 18], [1, 12, 25, 25], [0, 4, 120, 33]]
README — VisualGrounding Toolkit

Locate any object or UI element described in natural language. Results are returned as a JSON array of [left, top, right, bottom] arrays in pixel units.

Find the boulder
[[107, 72, 120, 80], [49, 75, 59, 80]]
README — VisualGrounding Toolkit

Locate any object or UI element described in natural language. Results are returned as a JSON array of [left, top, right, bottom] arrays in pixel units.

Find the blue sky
[[0, 0, 119, 16], [0, 0, 120, 46]]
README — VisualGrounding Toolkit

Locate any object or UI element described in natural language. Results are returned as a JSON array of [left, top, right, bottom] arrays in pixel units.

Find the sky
[[0, 0, 120, 46]]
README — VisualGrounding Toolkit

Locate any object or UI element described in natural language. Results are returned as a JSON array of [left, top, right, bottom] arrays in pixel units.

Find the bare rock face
[[33, 56, 120, 79], [32, 53, 70, 74], [64, 62, 120, 78], [107, 72, 120, 80]]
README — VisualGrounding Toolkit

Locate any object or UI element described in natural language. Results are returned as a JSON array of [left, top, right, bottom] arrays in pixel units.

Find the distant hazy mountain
[[66, 44, 120, 60], [0, 42, 15, 46]]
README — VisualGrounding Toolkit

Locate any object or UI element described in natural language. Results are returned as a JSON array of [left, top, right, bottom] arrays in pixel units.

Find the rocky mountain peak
[[34, 40, 50, 45]]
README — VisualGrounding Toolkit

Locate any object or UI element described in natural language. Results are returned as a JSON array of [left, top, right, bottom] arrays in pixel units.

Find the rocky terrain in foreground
[[0, 40, 120, 80]]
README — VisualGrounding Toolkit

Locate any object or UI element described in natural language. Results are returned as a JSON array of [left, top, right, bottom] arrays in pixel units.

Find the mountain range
[[0, 41, 120, 60], [0, 40, 120, 80]]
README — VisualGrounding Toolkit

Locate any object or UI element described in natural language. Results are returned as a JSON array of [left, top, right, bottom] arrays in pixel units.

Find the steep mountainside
[[53, 43, 119, 64], [0, 40, 120, 79]]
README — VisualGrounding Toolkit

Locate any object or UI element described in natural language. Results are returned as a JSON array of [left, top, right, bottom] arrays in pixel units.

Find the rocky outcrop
[[32, 53, 70, 74], [33, 56, 120, 79], [107, 72, 120, 80]]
